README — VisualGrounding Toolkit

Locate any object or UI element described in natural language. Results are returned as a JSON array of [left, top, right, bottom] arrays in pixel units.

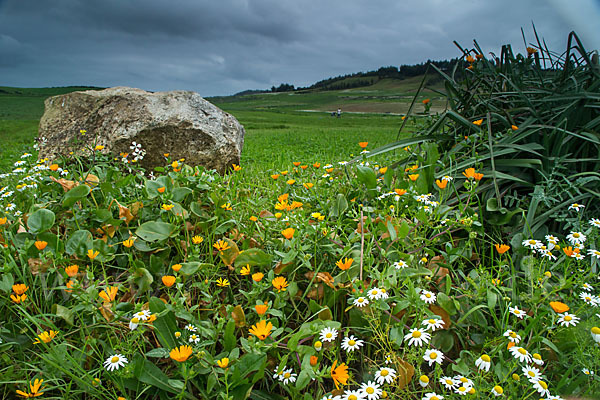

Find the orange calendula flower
[[466, 55, 475, 63], [435, 179, 448, 189], [300, 165, 308, 170], [408, 174, 419, 181], [310, 355, 318, 366], [495, 244, 510, 254], [358, 142, 368, 148], [232, 164, 242, 171], [157, 186, 166, 193], [16, 378, 45, 398], [213, 240, 231, 252], [473, 172, 484, 181], [562, 246, 578, 257], [162, 204, 174, 211], [65, 265, 79, 277], [252, 272, 264, 282], [286, 179, 295, 185], [162, 276, 176, 287], [303, 182, 314, 189], [34, 240, 48, 251], [476, 53, 483, 60], [272, 276, 289, 292], [526, 47, 538, 55], [99, 286, 118, 303], [12, 283, 29, 295], [240, 265, 251, 276], [280, 170, 288, 176], [511, 125, 519, 131], [49, 164, 59, 171], [0, 217, 7, 225], [394, 188, 407, 196], [94, 145, 104, 151], [172, 263, 182, 272], [462, 168, 477, 179], [217, 357, 229, 368], [292, 162, 301, 166], [313, 162, 321, 168], [255, 303, 268, 315], [216, 278, 230, 287], [281, 228, 295, 240], [192, 235, 204, 244], [33, 330, 59, 344], [87, 249, 99, 260], [473, 119, 483, 126], [336, 257, 353, 271], [248, 319, 273, 340], [422, 98, 430, 104], [271, 174, 279, 180], [65, 279, 75, 293], [549, 301, 569, 313], [170, 345, 193, 362], [379, 167, 388, 174], [122, 238, 135, 248], [221, 202, 232, 211], [11, 294, 27, 303], [331, 360, 349, 390], [250, 215, 258, 222]]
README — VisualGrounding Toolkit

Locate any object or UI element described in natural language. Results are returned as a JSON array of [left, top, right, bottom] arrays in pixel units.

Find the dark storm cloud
[[0, 0, 598, 96]]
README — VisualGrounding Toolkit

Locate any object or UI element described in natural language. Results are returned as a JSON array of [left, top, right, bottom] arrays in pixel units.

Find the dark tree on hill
[[271, 83, 295, 92]]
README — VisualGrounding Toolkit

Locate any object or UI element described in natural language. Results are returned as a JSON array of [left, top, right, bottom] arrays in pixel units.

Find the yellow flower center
[[586, 297, 591, 301], [366, 388, 374, 394], [358, 298, 364, 303], [326, 333, 332, 338], [574, 233, 580, 238], [528, 371, 535, 377], [425, 293, 431, 298], [509, 332, 517, 338], [412, 331, 422, 338], [429, 352, 437, 359], [432, 397, 439, 400], [592, 327, 600, 334], [564, 316, 572, 321], [518, 348, 527, 355], [191, 335, 197, 340], [380, 369, 389, 377], [349, 396, 357, 400], [428, 319, 435, 324], [460, 377, 468, 383], [539, 381, 548, 389], [348, 340, 356, 346], [481, 354, 490, 362], [111, 356, 119, 363], [131, 317, 139, 323], [458, 387, 466, 392], [533, 353, 541, 360], [284, 373, 291, 379], [445, 379, 453, 385]]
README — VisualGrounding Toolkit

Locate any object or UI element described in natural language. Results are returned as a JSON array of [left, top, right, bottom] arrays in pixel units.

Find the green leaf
[[224, 319, 236, 352], [437, 292, 457, 315], [355, 165, 377, 189], [65, 230, 93, 257], [92, 238, 116, 262], [397, 221, 410, 238], [172, 187, 193, 202], [133, 267, 154, 292], [62, 184, 90, 208], [133, 354, 179, 394], [487, 289, 498, 311], [296, 369, 311, 391], [145, 348, 170, 358], [136, 221, 178, 242], [53, 304, 74, 325], [234, 249, 272, 268], [27, 209, 55, 234], [329, 193, 348, 218], [0, 273, 14, 293], [148, 297, 178, 350]]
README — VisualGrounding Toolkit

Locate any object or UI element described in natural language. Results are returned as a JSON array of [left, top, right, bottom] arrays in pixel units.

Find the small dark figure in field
[[337, 108, 341, 118]]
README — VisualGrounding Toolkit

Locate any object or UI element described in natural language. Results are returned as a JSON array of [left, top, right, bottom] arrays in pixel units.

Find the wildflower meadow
[[1, 34, 600, 400]]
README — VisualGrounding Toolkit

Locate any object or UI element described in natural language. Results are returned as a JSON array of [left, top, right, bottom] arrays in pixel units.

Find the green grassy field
[[0, 78, 440, 171]]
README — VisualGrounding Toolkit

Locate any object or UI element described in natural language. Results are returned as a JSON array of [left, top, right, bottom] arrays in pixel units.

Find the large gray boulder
[[37, 87, 245, 174]]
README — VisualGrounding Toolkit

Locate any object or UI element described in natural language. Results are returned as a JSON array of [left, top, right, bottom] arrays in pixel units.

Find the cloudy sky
[[1, 0, 599, 96]]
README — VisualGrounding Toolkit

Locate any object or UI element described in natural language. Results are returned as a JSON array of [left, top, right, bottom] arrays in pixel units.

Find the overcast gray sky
[[1, 0, 599, 96]]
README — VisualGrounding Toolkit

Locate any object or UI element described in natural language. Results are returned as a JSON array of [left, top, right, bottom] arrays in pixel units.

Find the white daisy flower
[[353, 297, 369, 307], [509, 346, 532, 363], [393, 260, 408, 269], [420, 290, 436, 304], [343, 389, 365, 400], [490, 385, 504, 396], [588, 249, 600, 259], [454, 376, 473, 388], [421, 317, 445, 331], [582, 368, 594, 376], [378, 288, 389, 300], [418, 375, 430, 388], [5, 203, 15, 211], [367, 287, 381, 300], [532, 380, 550, 397], [557, 313, 579, 327], [374, 367, 396, 385], [509, 306, 527, 319], [185, 324, 197, 332], [583, 283, 594, 291], [589, 218, 600, 228], [545, 234, 559, 244], [592, 327, 600, 343], [573, 252, 585, 260], [522, 239, 543, 249], [404, 328, 430, 347], [280, 368, 297, 385], [547, 396, 565, 400], [423, 349, 444, 366], [455, 386, 470, 396], [319, 327, 338, 343], [129, 317, 139, 330], [423, 393, 444, 400], [189, 334, 200, 344], [441, 175, 453, 182], [568, 203, 585, 211], [474, 354, 491, 372], [439, 377, 457, 390], [540, 250, 556, 260], [580, 292, 600, 306], [522, 365, 543, 383], [566, 231, 586, 245], [273, 367, 285, 380], [104, 354, 128, 371], [359, 380, 382, 400], [341, 335, 364, 352], [531, 353, 544, 366], [133, 310, 151, 321]]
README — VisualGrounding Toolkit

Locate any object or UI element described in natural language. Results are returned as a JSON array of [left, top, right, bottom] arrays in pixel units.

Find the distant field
[[0, 77, 439, 170]]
